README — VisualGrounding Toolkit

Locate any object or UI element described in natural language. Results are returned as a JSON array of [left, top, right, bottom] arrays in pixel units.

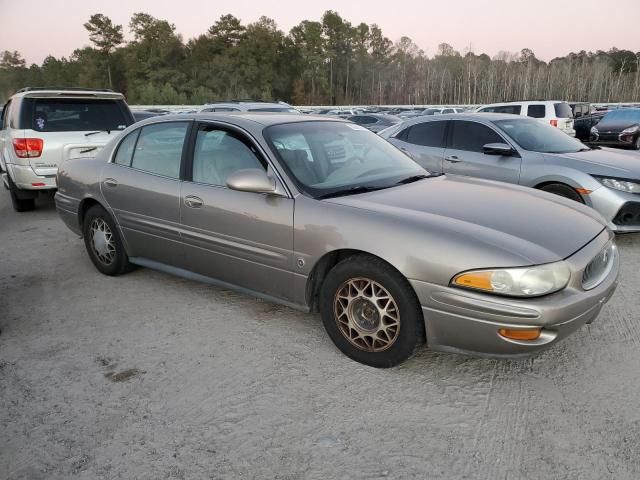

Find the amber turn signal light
[[498, 328, 541, 341]]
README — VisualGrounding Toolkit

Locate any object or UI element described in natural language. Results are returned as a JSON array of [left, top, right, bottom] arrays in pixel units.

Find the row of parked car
[[0, 86, 633, 367]]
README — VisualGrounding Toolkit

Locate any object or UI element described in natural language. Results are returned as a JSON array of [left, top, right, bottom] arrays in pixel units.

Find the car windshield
[[600, 109, 640, 123], [264, 121, 428, 198], [494, 118, 588, 154], [422, 108, 439, 115]]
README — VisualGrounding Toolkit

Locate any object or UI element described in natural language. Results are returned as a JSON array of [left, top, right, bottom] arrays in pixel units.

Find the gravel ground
[[1, 191, 640, 480]]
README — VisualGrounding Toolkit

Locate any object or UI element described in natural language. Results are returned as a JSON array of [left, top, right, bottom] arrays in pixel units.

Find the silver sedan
[[381, 113, 640, 232], [55, 114, 618, 367]]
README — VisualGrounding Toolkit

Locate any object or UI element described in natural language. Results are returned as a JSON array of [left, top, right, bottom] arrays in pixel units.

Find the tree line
[[1, 11, 639, 105]]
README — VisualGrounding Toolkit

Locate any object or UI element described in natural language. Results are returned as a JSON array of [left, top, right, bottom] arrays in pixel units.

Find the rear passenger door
[[443, 120, 521, 184], [179, 122, 296, 302], [389, 120, 447, 172], [100, 121, 190, 265]]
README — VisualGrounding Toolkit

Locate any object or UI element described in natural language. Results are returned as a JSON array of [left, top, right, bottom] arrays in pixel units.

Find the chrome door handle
[[103, 178, 118, 187], [444, 155, 461, 163], [184, 195, 203, 208]]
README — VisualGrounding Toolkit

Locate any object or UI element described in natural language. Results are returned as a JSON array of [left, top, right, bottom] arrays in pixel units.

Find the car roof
[[202, 101, 292, 109], [133, 112, 348, 129], [480, 100, 566, 107], [10, 88, 124, 100], [404, 112, 523, 122]]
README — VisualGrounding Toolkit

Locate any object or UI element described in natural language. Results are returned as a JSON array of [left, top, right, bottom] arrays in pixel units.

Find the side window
[[2, 101, 11, 129], [495, 105, 522, 115], [450, 121, 504, 152], [442, 109, 454, 114], [213, 107, 239, 112], [131, 122, 188, 179], [113, 130, 140, 166], [405, 121, 447, 148], [192, 126, 265, 187], [527, 104, 546, 118]]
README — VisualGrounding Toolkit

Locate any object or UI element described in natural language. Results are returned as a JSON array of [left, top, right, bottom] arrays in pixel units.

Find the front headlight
[[452, 261, 570, 297], [621, 125, 640, 135], [595, 176, 640, 193]]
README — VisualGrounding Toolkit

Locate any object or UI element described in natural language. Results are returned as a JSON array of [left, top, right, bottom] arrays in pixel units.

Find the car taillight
[[549, 120, 558, 127], [13, 138, 44, 158]]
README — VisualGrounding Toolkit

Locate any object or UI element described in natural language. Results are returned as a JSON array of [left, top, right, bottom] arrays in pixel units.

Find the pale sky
[[0, 0, 638, 65]]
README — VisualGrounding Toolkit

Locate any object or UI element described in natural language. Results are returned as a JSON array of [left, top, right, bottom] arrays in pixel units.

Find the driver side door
[[443, 120, 522, 184]]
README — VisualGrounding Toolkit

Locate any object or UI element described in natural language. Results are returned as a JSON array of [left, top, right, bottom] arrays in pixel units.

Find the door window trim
[[108, 119, 194, 181], [445, 119, 517, 154], [185, 120, 293, 198], [400, 119, 449, 148]]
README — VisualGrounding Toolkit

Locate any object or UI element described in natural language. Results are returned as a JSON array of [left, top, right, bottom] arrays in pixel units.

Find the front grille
[[582, 241, 617, 290]]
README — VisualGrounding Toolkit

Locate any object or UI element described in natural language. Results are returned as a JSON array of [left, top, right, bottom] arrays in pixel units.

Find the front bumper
[[6, 163, 57, 190], [409, 229, 619, 357], [587, 186, 640, 232]]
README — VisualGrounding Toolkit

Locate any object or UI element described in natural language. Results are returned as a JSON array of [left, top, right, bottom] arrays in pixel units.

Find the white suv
[[476, 101, 575, 136], [0, 87, 134, 211]]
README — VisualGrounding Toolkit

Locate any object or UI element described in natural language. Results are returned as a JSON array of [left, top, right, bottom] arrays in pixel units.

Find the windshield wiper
[[318, 185, 390, 199], [395, 173, 442, 185], [85, 129, 121, 137]]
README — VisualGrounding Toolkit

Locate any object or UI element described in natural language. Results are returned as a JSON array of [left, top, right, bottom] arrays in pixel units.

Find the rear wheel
[[7, 174, 36, 212], [539, 183, 583, 203], [82, 204, 132, 276], [319, 254, 425, 368]]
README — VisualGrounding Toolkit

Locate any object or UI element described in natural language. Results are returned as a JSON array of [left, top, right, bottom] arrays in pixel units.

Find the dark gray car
[[347, 113, 402, 132], [55, 114, 618, 367], [381, 113, 640, 232]]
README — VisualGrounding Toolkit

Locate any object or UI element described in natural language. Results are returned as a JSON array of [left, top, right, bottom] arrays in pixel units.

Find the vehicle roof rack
[[16, 87, 114, 93]]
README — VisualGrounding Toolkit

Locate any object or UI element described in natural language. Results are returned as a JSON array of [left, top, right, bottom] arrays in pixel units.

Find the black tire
[[7, 175, 36, 212], [633, 136, 640, 151], [319, 254, 425, 368], [539, 183, 584, 203], [82, 204, 132, 276]]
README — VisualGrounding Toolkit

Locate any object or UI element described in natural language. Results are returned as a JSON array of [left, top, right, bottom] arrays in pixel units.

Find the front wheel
[[634, 136, 640, 151], [319, 255, 425, 368], [82, 204, 132, 276]]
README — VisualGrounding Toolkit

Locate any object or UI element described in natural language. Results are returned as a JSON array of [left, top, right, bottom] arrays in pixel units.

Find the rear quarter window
[[554, 103, 573, 118], [527, 104, 546, 118]]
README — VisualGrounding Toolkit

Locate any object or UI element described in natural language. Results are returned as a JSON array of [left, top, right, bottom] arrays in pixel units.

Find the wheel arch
[[304, 248, 422, 315], [77, 197, 104, 231]]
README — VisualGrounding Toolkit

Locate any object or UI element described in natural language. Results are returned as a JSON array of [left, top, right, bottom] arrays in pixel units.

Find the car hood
[[544, 148, 640, 177], [325, 175, 605, 265], [595, 121, 638, 133]]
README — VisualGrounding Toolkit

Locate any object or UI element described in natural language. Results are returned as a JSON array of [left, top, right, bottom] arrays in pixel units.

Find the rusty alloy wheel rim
[[333, 277, 401, 352], [89, 218, 116, 265]]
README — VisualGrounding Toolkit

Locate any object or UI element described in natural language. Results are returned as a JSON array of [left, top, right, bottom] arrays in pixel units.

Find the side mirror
[[483, 143, 516, 156], [226, 168, 277, 194]]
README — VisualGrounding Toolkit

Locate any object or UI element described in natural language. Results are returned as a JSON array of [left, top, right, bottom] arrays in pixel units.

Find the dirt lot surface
[[1, 191, 640, 480]]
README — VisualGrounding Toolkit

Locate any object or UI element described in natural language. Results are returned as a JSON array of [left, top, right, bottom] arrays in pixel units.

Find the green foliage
[[1, 12, 639, 104]]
